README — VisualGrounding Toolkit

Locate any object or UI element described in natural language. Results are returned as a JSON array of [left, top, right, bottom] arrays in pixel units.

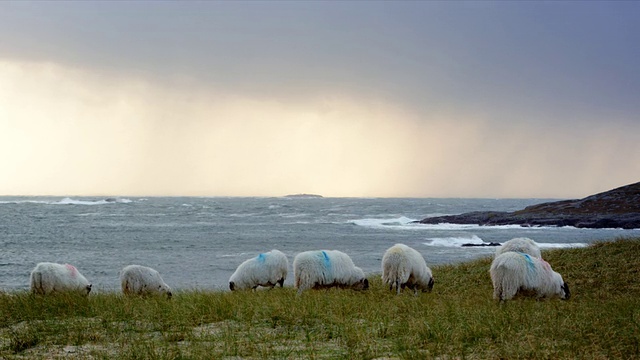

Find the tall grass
[[1, 238, 639, 359]]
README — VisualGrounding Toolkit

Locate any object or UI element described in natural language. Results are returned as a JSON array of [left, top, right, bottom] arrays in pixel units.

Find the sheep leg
[[499, 279, 518, 301], [492, 279, 502, 300], [277, 277, 284, 287]]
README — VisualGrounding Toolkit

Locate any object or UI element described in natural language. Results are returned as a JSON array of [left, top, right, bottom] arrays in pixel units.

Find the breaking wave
[[423, 236, 589, 249], [0, 197, 134, 205], [349, 217, 551, 231]]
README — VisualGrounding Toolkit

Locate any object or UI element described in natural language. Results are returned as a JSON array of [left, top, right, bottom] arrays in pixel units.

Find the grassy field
[[1, 238, 639, 359]]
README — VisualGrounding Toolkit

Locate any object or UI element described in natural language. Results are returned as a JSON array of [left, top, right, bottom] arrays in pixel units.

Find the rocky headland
[[418, 182, 640, 229]]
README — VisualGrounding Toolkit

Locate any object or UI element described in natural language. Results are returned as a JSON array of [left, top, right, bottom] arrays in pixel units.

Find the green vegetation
[[2, 238, 639, 359]]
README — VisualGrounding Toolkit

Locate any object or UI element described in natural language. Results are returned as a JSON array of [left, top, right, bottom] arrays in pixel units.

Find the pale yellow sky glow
[[2, 60, 638, 198], [1, 2, 640, 198]]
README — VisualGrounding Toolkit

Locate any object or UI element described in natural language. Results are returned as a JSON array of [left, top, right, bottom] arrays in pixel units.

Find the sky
[[1, 1, 639, 198]]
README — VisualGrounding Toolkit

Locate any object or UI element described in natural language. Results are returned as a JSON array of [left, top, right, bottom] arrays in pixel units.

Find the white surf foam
[[349, 217, 547, 231], [423, 236, 589, 249], [0, 200, 50, 205], [348, 217, 418, 230], [0, 197, 134, 205], [56, 198, 134, 205], [537, 242, 588, 249], [423, 235, 487, 247]]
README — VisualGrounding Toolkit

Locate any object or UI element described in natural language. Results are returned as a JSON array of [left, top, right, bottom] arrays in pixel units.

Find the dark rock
[[417, 182, 640, 229], [461, 242, 502, 247]]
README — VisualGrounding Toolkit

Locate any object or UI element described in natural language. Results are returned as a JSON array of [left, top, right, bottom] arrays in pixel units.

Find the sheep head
[[561, 282, 571, 300], [427, 277, 435, 292]]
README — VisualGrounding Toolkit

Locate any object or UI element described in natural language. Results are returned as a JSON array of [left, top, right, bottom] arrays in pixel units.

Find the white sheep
[[229, 249, 289, 291], [120, 265, 172, 298], [490, 251, 570, 301], [382, 244, 434, 295], [30, 262, 92, 295], [496, 237, 542, 258], [294, 250, 369, 294]]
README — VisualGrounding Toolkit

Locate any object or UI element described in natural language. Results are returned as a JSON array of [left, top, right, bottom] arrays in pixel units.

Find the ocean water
[[2, 196, 639, 292]]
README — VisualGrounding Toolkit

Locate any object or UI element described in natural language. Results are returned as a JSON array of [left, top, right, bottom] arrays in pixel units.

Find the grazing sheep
[[490, 251, 570, 301], [294, 250, 369, 294], [496, 237, 542, 258], [229, 249, 288, 291], [382, 244, 434, 295], [120, 265, 172, 298], [30, 262, 92, 295]]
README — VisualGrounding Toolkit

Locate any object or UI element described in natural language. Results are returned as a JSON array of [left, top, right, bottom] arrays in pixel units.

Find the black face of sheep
[[428, 277, 435, 292], [561, 282, 571, 300], [85, 284, 92, 295], [350, 278, 369, 291], [229, 281, 236, 291]]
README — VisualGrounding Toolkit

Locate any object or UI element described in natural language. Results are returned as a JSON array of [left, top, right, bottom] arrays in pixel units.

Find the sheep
[[229, 249, 288, 291], [120, 265, 172, 298], [496, 237, 542, 258], [30, 262, 92, 295], [294, 250, 369, 294], [490, 251, 570, 301], [382, 243, 434, 295]]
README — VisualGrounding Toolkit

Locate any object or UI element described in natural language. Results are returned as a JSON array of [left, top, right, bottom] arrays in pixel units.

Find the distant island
[[417, 182, 640, 229], [283, 194, 324, 199]]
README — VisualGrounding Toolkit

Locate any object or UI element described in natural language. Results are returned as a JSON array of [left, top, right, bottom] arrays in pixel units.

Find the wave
[[423, 235, 589, 249], [58, 197, 134, 205], [537, 242, 588, 249], [0, 197, 134, 205], [348, 217, 419, 230], [349, 217, 551, 231], [424, 235, 488, 247]]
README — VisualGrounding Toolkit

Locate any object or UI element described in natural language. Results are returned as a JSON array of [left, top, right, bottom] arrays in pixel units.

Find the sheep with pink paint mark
[[490, 251, 570, 301], [495, 237, 542, 259], [382, 244, 434, 295], [120, 265, 172, 298], [229, 249, 288, 291], [30, 262, 92, 295], [294, 250, 369, 294]]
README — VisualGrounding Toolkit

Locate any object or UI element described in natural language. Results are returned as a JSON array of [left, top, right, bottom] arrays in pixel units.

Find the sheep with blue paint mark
[[496, 237, 542, 258], [294, 250, 369, 294], [382, 244, 434, 295], [490, 251, 570, 301], [120, 265, 172, 298], [30, 262, 92, 295], [229, 249, 288, 290]]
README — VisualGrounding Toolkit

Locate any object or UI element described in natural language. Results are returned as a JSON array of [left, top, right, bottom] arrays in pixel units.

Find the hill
[[418, 181, 640, 229]]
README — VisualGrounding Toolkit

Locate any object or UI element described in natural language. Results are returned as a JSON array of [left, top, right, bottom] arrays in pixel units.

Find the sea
[[2, 196, 639, 292]]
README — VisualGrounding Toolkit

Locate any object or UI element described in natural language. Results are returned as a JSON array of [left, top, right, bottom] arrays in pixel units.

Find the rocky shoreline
[[417, 182, 640, 229]]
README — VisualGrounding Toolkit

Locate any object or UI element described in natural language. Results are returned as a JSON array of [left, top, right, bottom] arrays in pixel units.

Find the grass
[[1, 238, 640, 359]]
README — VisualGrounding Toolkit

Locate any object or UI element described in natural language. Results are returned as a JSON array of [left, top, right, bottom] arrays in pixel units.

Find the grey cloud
[[2, 1, 638, 125]]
